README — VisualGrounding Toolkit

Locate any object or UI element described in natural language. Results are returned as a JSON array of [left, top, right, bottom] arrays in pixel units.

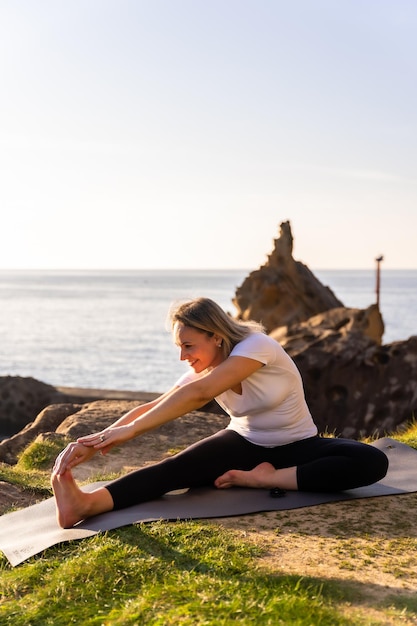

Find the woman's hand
[[53, 442, 97, 476], [77, 424, 134, 453], [53, 425, 134, 476]]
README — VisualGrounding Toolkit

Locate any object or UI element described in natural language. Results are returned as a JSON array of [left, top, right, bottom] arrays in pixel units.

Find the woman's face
[[174, 323, 224, 372]]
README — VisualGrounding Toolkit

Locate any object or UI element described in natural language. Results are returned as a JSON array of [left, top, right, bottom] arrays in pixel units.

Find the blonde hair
[[169, 297, 265, 360]]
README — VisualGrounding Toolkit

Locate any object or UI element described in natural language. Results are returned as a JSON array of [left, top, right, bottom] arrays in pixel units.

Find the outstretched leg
[[51, 470, 114, 528], [104, 430, 270, 510], [215, 463, 298, 490]]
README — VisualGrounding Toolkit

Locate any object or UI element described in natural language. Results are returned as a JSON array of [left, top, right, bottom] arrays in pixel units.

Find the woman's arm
[[98, 386, 181, 429], [53, 386, 180, 475], [86, 355, 263, 449], [53, 355, 262, 475], [76, 386, 181, 451]]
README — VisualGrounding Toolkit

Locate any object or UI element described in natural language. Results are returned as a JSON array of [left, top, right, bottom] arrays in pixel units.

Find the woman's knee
[[367, 447, 389, 482], [341, 442, 389, 486], [297, 439, 389, 491], [348, 441, 389, 480]]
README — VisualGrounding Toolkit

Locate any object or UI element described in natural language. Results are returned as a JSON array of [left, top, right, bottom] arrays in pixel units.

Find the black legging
[[106, 430, 389, 511]]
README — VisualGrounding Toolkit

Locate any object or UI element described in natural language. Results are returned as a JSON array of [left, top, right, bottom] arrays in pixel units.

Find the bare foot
[[51, 470, 93, 528], [215, 462, 278, 489]]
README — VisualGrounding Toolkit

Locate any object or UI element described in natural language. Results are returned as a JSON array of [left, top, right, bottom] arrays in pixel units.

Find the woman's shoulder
[[236, 332, 275, 348], [231, 332, 279, 359]]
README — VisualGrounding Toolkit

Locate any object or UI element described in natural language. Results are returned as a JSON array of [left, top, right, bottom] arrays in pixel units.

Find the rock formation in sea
[[233, 220, 416, 437], [233, 220, 344, 333]]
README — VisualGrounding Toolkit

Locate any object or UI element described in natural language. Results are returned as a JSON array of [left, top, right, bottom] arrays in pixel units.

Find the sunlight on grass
[[17, 438, 66, 471], [392, 419, 417, 450], [0, 522, 365, 626]]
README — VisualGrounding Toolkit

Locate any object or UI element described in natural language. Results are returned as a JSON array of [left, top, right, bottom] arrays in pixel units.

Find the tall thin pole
[[375, 255, 384, 308]]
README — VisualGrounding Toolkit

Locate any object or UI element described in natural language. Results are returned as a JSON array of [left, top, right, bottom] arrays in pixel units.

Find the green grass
[[17, 438, 66, 471], [1, 424, 417, 625], [0, 522, 365, 626], [392, 419, 417, 449], [0, 438, 65, 501]]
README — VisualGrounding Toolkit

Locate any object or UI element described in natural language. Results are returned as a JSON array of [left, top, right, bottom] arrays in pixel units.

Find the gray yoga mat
[[1, 437, 416, 566]]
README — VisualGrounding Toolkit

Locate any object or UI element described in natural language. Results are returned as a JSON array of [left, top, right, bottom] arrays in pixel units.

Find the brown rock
[[0, 376, 57, 438], [0, 403, 82, 465], [272, 311, 417, 438], [0, 376, 162, 440], [270, 305, 385, 349], [233, 221, 343, 332]]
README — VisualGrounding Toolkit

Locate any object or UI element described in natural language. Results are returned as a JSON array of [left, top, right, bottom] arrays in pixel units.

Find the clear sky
[[1, 0, 416, 270]]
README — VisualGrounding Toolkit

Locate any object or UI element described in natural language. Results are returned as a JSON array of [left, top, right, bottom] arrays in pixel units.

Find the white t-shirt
[[175, 332, 318, 447]]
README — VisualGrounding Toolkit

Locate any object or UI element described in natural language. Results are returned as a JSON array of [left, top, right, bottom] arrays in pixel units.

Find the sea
[[0, 269, 416, 395]]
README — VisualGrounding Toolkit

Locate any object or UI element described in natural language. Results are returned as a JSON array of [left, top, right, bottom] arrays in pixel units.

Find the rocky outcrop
[[0, 377, 160, 440], [0, 377, 58, 438], [271, 308, 417, 437], [0, 403, 82, 465], [0, 400, 229, 469], [233, 221, 343, 333], [233, 218, 416, 437], [270, 305, 385, 351]]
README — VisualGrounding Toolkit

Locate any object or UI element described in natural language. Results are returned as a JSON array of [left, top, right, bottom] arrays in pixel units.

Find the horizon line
[[1, 266, 416, 272]]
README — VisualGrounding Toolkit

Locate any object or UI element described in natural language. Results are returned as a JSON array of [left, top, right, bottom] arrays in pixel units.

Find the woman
[[52, 298, 388, 528]]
